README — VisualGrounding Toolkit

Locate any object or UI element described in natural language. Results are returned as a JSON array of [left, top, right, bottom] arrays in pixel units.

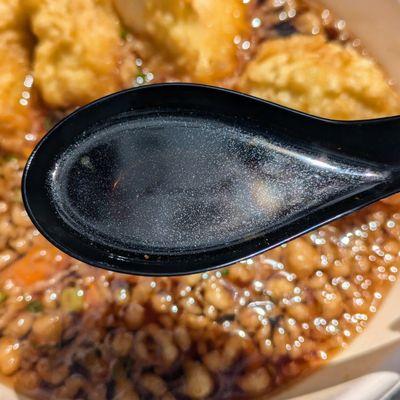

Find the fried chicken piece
[[238, 35, 400, 120], [27, 0, 131, 109], [0, 0, 42, 156], [114, 0, 250, 83]]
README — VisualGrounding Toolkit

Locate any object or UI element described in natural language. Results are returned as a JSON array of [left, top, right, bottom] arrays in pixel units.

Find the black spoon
[[22, 83, 400, 276]]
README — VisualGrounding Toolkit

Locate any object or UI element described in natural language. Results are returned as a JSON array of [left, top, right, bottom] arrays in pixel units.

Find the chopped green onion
[[0, 291, 7, 304], [120, 28, 128, 40], [43, 117, 54, 131], [2, 154, 17, 162], [61, 287, 84, 312], [27, 300, 43, 313], [221, 269, 230, 276]]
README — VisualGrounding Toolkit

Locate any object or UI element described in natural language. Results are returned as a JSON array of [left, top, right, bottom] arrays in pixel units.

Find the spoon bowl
[[22, 83, 400, 276]]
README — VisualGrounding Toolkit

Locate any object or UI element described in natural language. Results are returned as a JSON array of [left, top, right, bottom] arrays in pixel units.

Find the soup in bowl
[[0, 0, 399, 399]]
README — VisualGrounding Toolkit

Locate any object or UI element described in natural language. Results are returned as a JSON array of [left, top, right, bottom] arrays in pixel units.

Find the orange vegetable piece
[[0, 238, 71, 287]]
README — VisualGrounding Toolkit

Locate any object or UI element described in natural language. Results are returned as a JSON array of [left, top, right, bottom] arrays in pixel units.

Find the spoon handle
[[283, 113, 400, 167]]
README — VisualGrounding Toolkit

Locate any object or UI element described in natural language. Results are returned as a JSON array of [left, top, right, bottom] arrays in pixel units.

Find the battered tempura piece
[[0, 0, 41, 156], [27, 0, 129, 109], [114, 0, 250, 83], [238, 35, 400, 120], [0, 0, 27, 31]]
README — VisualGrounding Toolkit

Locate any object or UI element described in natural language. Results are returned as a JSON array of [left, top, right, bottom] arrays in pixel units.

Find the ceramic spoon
[[22, 83, 400, 276]]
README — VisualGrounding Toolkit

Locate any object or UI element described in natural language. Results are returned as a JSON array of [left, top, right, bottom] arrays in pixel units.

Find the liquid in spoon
[[50, 112, 384, 254]]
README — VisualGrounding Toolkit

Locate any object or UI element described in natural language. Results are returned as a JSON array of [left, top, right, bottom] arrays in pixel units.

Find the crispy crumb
[[238, 35, 400, 119]]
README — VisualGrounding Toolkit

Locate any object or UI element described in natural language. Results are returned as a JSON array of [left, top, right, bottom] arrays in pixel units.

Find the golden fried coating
[[0, 0, 42, 156], [238, 35, 400, 120], [0, 0, 27, 31], [27, 0, 129, 109], [114, 0, 250, 83]]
